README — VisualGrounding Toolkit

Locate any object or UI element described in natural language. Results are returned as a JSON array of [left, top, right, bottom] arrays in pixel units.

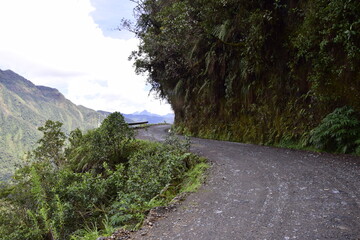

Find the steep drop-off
[[0, 69, 104, 180]]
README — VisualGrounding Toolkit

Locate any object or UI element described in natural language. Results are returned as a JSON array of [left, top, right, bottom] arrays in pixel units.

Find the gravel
[[133, 125, 360, 240]]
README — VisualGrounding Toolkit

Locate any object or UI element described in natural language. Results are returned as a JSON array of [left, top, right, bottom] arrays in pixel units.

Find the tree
[[67, 112, 134, 172], [33, 120, 66, 167], [131, 0, 360, 145], [99, 112, 134, 164]]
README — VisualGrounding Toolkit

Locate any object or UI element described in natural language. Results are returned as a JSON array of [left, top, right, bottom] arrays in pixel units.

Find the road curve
[[135, 125, 360, 240]]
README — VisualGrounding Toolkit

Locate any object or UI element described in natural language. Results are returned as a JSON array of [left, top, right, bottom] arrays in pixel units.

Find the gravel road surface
[[134, 125, 360, 240]]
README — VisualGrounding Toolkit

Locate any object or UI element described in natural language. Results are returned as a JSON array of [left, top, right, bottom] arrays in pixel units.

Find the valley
[[0, 69, 173, 181]]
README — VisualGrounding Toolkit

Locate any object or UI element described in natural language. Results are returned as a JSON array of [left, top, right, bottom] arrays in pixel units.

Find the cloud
[[89, 0, 136, 39], [0, 0, 172, 115]]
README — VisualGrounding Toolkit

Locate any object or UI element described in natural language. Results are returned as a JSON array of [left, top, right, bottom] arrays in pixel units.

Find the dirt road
[[135, 125, 360, 240]]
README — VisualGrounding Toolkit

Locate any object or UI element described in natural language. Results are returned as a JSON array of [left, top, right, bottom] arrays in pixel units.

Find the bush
[[0, 113, 207, 239], [309, 106, 360, 154]]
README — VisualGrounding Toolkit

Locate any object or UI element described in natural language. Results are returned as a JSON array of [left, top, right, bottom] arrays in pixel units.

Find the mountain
[[98, 110, 173, 124], [0, 69, 105, 180], [97, 110, 134, 123], [134, 110, 158, 117], [123, 110, 174, 124]]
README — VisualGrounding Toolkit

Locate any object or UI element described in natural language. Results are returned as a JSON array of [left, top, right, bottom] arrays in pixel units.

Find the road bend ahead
[[135, 125, 360, 240]]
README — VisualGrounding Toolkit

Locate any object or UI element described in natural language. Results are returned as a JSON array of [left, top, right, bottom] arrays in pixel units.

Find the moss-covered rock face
[[131, 0, 360, 145], [0, 69, 104, 180]]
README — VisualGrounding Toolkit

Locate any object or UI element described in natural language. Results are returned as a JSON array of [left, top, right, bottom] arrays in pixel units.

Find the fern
[[212, 20, 231, 41], [310, 106, 360, 154]]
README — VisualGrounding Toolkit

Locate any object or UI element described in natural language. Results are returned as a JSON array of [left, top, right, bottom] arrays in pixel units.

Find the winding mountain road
[[135, 125, 360, 240]]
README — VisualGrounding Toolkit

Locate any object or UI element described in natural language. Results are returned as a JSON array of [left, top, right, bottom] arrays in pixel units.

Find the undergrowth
[[175, 106, 360, 157], [273, 106, 360, 156], [309, 106, 360, 154], [0, 112, 208, 240]]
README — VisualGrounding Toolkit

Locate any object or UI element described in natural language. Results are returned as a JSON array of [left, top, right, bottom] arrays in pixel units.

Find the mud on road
[[134, 125, 360, 240]]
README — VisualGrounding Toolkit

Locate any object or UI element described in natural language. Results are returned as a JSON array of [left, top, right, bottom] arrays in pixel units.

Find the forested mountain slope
[[0, 69, 104, 180], [131, 0, 360, 146]]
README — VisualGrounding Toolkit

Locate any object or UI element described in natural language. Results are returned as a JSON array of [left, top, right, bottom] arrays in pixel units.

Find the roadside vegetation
[[279, 106, 360, 155], [129, 0, 360, 155], [0, 112, 208, 239], [0, 69, 104, 182]]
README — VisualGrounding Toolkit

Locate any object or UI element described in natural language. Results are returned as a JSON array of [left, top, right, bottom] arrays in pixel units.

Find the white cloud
[[0, 0, 172, 115]]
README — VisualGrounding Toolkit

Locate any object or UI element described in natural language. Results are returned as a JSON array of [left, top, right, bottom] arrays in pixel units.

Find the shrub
[[0, 113, 208, 239], [309, 106, 360, 154]]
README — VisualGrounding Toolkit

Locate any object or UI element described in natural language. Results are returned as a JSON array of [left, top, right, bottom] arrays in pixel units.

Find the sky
[[0, 0, 173, 115]]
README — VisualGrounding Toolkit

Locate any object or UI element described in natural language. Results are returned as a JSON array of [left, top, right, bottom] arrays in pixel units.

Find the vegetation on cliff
[[0, 112, 206, 239], [130, 0, 360, 153]]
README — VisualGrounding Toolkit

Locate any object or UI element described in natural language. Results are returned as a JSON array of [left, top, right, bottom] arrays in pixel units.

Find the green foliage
[[32, 120, 66, 167], [292, 0, 360, 107], [0, 70, 105, 180], [66, 112, 134, 172], [164, 130, 191, 152], [98, 112, 134, 164], [180, 161, 209, 193], [309, 106, 360, 154], [70, 225, 101, 240], [109, 136, 201, 229], [0, 112, 207, 239], [131, 0, 360, 146]]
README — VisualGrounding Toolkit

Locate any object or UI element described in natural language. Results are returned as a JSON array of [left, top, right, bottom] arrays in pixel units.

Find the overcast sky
[[0, 0, 172, 115]]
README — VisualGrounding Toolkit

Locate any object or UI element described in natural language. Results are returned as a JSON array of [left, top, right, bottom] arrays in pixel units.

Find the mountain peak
[[1, 69, 17, 75], [124, 110, 174, 124], [139, 110, 155, 115], [0, 69, 66, 101], [0, 68, 34, 87], [0, 69, 106, 180]]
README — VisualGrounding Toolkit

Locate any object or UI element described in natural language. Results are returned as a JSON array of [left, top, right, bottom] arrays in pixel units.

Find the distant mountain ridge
[[134, 110, 159, 117], [97, 110, 134, 123], [123, 110, 174, 124], [0, 69, 105, 180], [99, 110, 174, 124]]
